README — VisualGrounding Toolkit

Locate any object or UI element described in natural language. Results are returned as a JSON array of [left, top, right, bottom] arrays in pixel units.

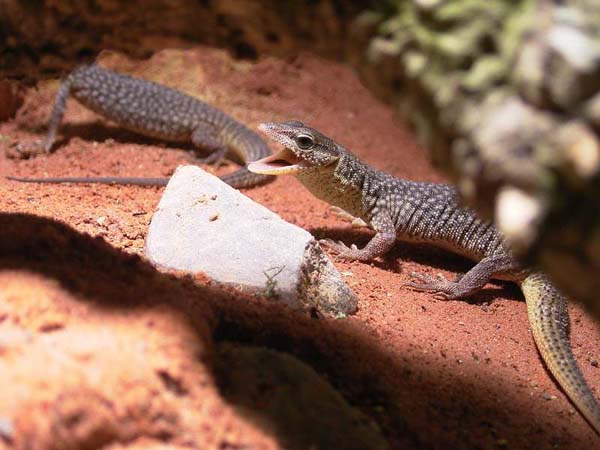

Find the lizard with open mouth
[[249, 120, 600, 436]]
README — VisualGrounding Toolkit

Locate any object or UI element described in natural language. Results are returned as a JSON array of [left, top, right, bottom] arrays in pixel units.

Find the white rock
[[145, 166, 357, 317]]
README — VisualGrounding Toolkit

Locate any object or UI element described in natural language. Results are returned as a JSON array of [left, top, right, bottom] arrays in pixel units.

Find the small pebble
[[495, 438, 508, 448]]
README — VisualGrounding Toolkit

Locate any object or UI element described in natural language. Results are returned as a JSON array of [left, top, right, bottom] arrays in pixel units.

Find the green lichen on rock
[[359, 0, 533, 166], [355, 0, 600, 318]]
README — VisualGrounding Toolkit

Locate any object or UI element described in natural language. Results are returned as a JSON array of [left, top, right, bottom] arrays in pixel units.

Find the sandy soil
[[1, 46, 599, 450]]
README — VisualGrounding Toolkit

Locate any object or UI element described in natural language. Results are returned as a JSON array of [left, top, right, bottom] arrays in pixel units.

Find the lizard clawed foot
[[6, 139, 48, 160], [330, 206, 369, 228], [319, 238, 362, 261], [403, 271, 460, 299]]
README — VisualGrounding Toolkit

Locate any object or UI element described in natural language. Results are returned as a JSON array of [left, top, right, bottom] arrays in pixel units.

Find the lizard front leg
[[321, 214, 396, 261], [405, 253, 518, 299], [8, 76, 73, 159]]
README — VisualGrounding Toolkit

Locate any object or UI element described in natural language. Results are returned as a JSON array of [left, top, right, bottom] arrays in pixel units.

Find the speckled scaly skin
[[12, 64, 272, 188], [248, 120, 600, 435]]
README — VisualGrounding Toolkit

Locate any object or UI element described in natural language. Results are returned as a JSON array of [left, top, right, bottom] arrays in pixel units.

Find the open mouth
[[247, 147, 305, 175]]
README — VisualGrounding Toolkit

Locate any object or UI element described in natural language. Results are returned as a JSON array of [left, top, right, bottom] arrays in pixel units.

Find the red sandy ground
[[1, 46, 599, 449]]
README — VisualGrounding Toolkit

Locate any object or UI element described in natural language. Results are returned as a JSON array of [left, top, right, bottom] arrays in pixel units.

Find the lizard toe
[[7, 139, 47, 160], [404, 271, 459, 298]]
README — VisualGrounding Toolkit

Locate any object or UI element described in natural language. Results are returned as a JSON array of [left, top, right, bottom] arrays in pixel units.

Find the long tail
[[6, 172, 273, 188], [521, 272, 600, 434], [6, 176, 169, 186]]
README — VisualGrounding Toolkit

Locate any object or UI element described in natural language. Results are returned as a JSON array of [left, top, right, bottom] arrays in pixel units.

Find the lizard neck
[[295, 151, 374, 220]]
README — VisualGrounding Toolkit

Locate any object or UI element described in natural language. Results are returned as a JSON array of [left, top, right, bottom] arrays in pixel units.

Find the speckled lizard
[[8, 64, 272, 188], [249, 120, 600, 435]]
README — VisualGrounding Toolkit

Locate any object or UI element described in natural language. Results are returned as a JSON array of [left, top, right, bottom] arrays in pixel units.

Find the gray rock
[[145, 166, 357, 317]]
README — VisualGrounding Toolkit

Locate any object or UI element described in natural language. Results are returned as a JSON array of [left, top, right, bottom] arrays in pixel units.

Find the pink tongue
[[266, 158, 293, 168], [247, 148, 303, 175], [247, 160, 284, 173], [250, 147, 300, 168]]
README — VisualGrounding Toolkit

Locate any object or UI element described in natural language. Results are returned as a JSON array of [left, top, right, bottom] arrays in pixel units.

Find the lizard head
[[248, 121, 341, 175]]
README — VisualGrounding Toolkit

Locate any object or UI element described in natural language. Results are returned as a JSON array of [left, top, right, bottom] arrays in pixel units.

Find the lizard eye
[[296, 134, 314, 150]]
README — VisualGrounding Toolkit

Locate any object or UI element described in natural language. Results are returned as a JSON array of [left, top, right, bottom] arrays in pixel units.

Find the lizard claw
[[6, 139, 48, 160], [319, 238, 362, 261], [320, 238, 350, 252], [403, 271, 457, 299], [330, 206, 369, 228]]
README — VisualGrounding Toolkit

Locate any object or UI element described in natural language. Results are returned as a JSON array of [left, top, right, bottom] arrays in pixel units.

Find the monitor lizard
[[248, 120, 600, 435], [7, 64, 273, 189]]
